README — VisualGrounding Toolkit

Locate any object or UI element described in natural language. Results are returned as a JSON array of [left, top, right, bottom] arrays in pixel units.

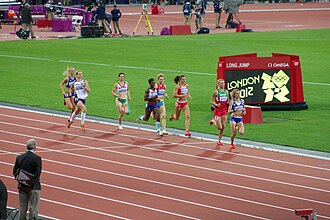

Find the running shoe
[[136, 116, 142, 123], [157, 130, 164, 136], [118, 125, 123, 130], [67, 121, 73, 128], [216, 141, 224, 146], [169, 114, 174, 121], [162, 130, 168, 135], [81, 124, 86, 132], [209, 119, 214, 125], [185, 131, 191, 137], [231, 144, 236, 149]]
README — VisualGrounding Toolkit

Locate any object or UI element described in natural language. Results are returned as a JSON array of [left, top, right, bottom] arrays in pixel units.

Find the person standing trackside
[[183, 0, 193, 25], [13, 139, 42, 220], [0, 180, 8, 220], [214, 0, 222, 28], [21, 4, 36, 39], [111, 5, 122, 35]]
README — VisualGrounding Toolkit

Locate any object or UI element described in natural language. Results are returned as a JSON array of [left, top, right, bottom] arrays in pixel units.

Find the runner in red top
[[210, 79, 230, 146], [169, 75, 192, 137]]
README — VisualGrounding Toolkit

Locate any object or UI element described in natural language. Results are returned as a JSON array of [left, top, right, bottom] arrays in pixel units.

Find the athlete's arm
[[187, 84, 192, 100], [127, 82, 131, 101], [83, 80, 91, 93], [210, 90, 220, 107], [144, 89, 152, 101], [228, 101, 234, 114], [172, 85, 185, 98], [164, 84, 169, 100], [59, 77, 68, 95], [112, 83, 118, 97], [241, 99, 246, 115]]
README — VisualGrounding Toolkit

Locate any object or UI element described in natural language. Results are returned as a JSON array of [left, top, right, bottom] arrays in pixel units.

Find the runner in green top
[[112, 72, 131, 130], [210, 79, 230, 146]]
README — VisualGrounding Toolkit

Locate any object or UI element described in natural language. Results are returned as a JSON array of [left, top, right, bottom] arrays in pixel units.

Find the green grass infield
[[0, 29, 329, 152]]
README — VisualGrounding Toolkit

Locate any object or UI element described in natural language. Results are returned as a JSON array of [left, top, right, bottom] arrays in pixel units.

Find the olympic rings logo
[[273, 76, 288, 82]]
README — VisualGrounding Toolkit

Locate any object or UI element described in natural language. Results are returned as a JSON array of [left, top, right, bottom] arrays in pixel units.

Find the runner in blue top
[[137, 78, 163, 136], [228, 89, 246, 149], [59, 67, 76, 121]]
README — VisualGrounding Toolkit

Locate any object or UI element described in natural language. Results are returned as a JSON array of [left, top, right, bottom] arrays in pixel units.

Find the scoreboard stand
[[217, 53, 308, 111]]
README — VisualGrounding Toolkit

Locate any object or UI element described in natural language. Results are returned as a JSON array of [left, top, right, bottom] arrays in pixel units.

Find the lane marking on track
[[121, 7, 330, 15], [1, 186, 130, 220], [1, 159, 289, 218], [0, 145, 131, 155], [1, 110, 329, 170], [0, 54, 329, 86], [1, 127, 329, 194], [1, 139, 329, 207], [6, 206, 60, 220], [1, 120, 329, 183]]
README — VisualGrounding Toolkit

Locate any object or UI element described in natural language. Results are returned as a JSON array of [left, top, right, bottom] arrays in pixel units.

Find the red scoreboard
[[217, 53, 308, 110]]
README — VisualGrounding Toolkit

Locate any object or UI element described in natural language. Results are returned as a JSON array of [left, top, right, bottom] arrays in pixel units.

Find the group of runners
[[59, 68, 245, 149]]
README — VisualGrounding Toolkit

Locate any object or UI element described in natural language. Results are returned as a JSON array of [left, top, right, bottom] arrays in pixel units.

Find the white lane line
[[1, 120, 329, 184], [1, 139, 328, 207], [122, 7, 330, 15], [2, 173, 199, 220], [2, 186, 130, 220], [0, 160, 297, 213], [0, 145, 129, 155], [1, 128, 329, 194], [1, 159, 279, 219], [1, 54, 329, 86], [1, 110, 329, 170], [6, 206, 60, 220], [0, 54, 51, 61]]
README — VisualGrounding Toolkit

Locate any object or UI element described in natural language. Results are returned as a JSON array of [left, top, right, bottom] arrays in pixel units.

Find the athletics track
[[0, 105, 329, 219]]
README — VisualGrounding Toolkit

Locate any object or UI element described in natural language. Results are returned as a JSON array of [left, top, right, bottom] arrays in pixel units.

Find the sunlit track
[[1, 106, 329, 219]]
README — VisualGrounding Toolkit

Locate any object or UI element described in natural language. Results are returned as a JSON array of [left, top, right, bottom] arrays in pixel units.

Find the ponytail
[[174, 76, 180, 84], [174, 75, 185, 84]]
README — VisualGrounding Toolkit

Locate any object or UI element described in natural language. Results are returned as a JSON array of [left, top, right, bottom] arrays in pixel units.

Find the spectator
[[21, 4, 36, 39], [104, 12, 113, 34], [13, 139, 42, 220], [194, 4, 202, 32], [95, 3, 106, 27], [111, 5, 122, 35], [46, 0, 56, 20], [182, 0, 193, 25], [56, 1, 63, 17], [64, 0, 70, 6], [0, 180, 7, 220], [213, 0, 222, 28]]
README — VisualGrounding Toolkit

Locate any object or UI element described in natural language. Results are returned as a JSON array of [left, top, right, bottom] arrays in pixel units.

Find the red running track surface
[[0, 106, 329, 219]]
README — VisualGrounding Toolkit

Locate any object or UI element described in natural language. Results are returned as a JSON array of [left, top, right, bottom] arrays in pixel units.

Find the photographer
[[13, 139, 42, 220]]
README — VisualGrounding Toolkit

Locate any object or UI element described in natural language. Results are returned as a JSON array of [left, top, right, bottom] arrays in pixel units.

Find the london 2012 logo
[[262, 70, 290, 103]]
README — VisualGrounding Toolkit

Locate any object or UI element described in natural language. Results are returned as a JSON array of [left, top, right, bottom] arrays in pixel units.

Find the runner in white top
[[68, 70, 91, 132]]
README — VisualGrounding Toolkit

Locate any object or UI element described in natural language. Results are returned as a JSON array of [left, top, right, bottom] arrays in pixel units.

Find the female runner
[[136, 78, 162, 136], [67, 70, 91, 132], [228, 89, 246, 149], [209, 79, 230, 146], [155, 73, 169, 135], [112, 72, 131, 130], [169, 75, 192, 137], [59, 67, 76, 120]]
